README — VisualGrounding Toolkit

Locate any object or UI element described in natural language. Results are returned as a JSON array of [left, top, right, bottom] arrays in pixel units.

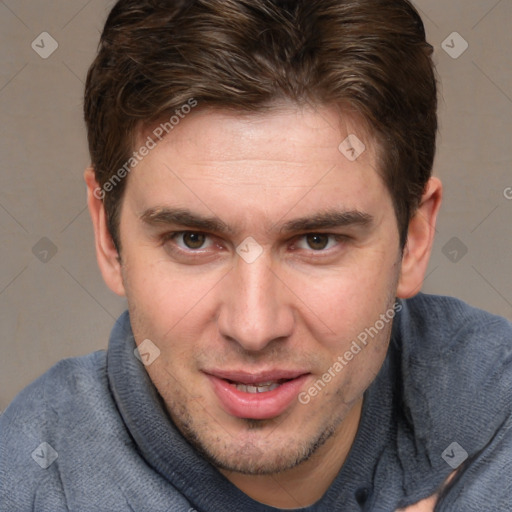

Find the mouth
[[204, 370, 310, 420]]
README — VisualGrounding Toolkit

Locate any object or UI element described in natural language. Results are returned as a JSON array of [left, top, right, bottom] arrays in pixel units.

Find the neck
[[220, 397, 363, 509]]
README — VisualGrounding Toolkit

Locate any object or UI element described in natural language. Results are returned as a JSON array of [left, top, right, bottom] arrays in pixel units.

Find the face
[[116, 104, 403, 475]]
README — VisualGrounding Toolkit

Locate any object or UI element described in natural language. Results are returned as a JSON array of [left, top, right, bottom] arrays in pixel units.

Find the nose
[[217, 252, 294, 352]]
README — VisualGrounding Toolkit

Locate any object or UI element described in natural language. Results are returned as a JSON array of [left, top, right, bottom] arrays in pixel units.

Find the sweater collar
[[106, 310, 393, 511]]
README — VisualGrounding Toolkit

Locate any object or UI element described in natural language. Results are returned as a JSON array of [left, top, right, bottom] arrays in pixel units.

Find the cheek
[[124, 253, 194, 311], [324, 322, 392, 405], [294, 260, 397, 393], [123, 257, 224, 355], [287, 257, 397, 336]]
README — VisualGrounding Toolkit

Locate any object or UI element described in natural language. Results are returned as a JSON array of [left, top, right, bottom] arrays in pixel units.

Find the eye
[[171, 231, 213, 250], [159, 231, 226, 264], [295, 234, 339, 251], [304, 234, 330, 251]]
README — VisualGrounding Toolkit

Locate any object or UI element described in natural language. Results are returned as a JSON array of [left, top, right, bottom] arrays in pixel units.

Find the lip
[[204, 369, 310, 420]]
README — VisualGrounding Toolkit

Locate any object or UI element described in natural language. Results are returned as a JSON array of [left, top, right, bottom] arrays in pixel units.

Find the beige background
[[1, 0, 511, 411]]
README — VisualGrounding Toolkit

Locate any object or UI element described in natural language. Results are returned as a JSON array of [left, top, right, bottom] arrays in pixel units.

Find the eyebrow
[[140, 207, 374, 235], [279, 210, 374, 233], [140, 207, 234, 234]]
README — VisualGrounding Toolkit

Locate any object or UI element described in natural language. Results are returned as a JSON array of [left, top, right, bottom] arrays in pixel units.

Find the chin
[[173, 405, 341, 476]]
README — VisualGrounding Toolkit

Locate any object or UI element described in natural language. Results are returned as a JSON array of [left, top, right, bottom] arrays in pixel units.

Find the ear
[[84, 168, 126, 297], [396, 177, 442, 299]]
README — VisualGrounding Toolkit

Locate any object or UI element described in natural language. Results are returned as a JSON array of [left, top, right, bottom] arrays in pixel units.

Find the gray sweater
[[1, 294, 511, 511]]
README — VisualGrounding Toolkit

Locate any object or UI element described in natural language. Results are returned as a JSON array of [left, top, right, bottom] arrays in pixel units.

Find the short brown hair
[[84, 0, 437, 251]]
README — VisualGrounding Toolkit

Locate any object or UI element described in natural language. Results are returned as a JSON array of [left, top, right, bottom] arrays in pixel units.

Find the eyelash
[[162, 231, 216, 252], [160, 231, 349, 257]]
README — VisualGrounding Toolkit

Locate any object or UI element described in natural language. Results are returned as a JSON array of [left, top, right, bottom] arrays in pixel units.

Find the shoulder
[[2, 349, 110, 430], [392, 293, 512, 470], [394, 292, 512, 372], [0, 351, 111, 510]]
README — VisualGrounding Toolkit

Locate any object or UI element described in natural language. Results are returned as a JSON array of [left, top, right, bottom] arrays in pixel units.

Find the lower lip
[[207, 374, 309, 420]]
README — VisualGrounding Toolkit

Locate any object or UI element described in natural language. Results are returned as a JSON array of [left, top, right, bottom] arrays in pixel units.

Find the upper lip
[[203, 369, 309, 385]]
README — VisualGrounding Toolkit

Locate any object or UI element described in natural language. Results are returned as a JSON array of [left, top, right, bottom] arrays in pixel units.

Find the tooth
[[233, 381, 282, 393]]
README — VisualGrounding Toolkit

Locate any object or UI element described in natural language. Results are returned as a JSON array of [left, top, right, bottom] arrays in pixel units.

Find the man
[[1, 0, 511, 510]]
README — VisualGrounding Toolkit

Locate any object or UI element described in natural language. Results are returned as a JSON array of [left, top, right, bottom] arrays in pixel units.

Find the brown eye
[[182, 232, 207, 249], [306, 234, 330, 250]]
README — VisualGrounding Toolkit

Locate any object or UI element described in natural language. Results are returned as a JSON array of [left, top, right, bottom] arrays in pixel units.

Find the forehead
[[127, 104, 389, 225], [138, 102, 376, 165]]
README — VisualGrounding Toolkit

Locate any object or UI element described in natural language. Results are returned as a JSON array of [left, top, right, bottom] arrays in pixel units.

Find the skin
[[397, 495, 438, 512], [85, 104, 444, 509]]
